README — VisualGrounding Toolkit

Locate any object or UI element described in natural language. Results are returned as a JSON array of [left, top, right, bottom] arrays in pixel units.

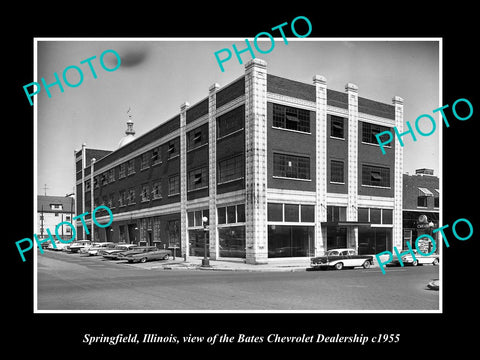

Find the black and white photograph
[[7, 7, 478, 355], [33, 38, 441, 312]]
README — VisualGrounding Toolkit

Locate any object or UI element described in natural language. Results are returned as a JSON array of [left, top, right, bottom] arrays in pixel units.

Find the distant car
[[46, 239, 70, 251], [87, 242, 116, 256], [67, 240, 92, 253], [125, 248, 172, 263], [100, 244, 137, 259], [390, 249, 439, 267], [116, 246, 159, 260], [310, 248, 374, 270], [79, 242, 101, 254]]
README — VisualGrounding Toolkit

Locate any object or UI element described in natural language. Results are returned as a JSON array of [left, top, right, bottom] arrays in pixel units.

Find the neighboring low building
[[38, 195, 75, 240], [403, 168, 439, 252]]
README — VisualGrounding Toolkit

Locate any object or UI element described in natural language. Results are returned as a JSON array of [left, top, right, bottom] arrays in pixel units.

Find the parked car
[[87, 242, 116, 256], [66, 240, 92, 253], [79, 242, 101, 254], [125, 249, 172, 263], [100, 244, 137, 259], [390, 249, 439, 267], [116, 246, 159, 260], [310, 248, 374, 270], [46, 239, 70, 251]]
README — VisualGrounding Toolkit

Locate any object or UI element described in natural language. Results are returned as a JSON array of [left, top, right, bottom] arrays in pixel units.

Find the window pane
[[227, 206, 236, 223], [370, 208, 381, 224], [358, 207, 369, 222], [268, 203, 283, 221], [382, 209, 393, 224], [194, 211, 202, 227], [362, 165, 390, 187], [338, 207, 346, 222], [301, 205, 314, 222], [331, 115, 344, 138], [218, 226, 245, 258], [217, 207, 226, 224], [284, 204, 299, 222], [237, 204, 245, 222], [188, 229, 209, 257], [330, 160, 344, 183], [187, 212, 195, 227], [217, 105, 244, 138]]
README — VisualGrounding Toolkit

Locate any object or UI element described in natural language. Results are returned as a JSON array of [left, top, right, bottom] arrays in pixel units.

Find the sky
[[36, 39, 440, 197]]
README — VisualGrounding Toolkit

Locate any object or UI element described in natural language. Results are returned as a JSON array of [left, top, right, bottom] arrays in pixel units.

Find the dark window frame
[[272, 103, 310, 133], [273, 152, 311, 180], [330, 159, 344, 183], [361, 164, 390, 188]]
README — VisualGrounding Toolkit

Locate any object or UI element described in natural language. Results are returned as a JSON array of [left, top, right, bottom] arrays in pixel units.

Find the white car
[[87, 242, 116, 256], [66, 240, 92, 253], [310, 248, 374, 270], [391, 249, 439, 267], [46, 239, 70, 251]]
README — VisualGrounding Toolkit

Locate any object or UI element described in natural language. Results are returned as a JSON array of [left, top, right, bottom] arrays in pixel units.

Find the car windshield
[[326, 250, 339, 256]]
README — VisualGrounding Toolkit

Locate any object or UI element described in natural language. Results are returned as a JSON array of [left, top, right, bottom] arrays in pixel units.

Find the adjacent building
[[74, 59, 404, 264], [403, 168, 439, 253], [38, 195, 75, 239]]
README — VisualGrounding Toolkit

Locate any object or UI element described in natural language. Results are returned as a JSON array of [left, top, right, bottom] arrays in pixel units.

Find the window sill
[[361, 184, 391, 189], [330, 181, 345, 185], [152, 161, 162, 167], [272, 126, 311, 135], [168, 193, 180, 197], [140, 166, 150, 172], [187, 142, 208, 153], [217, 128, 244, 142], [330, 136, 345, 141], [361, 141, 392, 149], [218, 177, 244, 186], [168, 154, 180, 161], [272, 176, 312, 182], [187, 186, 209, 193]]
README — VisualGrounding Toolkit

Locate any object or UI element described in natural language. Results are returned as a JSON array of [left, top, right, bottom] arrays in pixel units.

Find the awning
[[418, 187, 434, 196]]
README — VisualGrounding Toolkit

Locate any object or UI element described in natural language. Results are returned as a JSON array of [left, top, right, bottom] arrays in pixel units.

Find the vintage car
[[66, 240, 92, 253], [310, 248, 374, 270], [390, 249, 439, 267], [115, 246, 159, 260], [87, 242, 116, 256], [100, 244, 137, 259], [46, 239, 70, 251], [124, 248, 172, 263]]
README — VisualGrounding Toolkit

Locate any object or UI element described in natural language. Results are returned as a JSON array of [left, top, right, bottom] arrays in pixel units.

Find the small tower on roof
[[118, 107, 136, 148]]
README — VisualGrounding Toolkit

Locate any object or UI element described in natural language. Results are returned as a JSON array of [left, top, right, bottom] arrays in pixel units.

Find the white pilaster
[[346, 83, 359, 250], [393, 96, 404, 250], [180, 102, 189, 259], [313, 75, 327, 256], [208, 83, 220, 260], [244, 59, 268, 264]]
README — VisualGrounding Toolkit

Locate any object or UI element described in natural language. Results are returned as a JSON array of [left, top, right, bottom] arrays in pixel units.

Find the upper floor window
[[127, 159, 135, 175], [119, 163, 126, 179], [273, 153, 310, 180], [108, 168, 115, 183], [167, 138, 179, 159], [330, 115, 345, 139], [188, 167, 208, 191], [141, 184, 150, 202], [218, 154, 244, 184], [361, 164, 390, 187], [168, 175, 180, 195], [273, 103, 310, 133], [330, 160, 344, 183], [217, 105, 244, 139], [140, 152, 150, 170], [362, 122, 392, 146], [152, 181, 162, 200], [187, 126, 208, 150], [151, 146, 161, 165]]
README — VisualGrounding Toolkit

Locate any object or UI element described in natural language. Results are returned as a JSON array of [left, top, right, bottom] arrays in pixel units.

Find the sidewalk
[[151, 256, 382, 272], [154, 256, 312, 272]]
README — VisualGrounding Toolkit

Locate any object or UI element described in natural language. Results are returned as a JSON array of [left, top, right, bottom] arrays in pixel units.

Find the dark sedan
[[124, 249, 172, 263]]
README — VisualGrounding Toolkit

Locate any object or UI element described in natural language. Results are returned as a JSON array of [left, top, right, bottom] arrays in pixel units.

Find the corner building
[[74, 59, 404, 264]]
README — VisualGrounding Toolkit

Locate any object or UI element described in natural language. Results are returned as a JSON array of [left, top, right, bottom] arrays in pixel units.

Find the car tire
[[163, 254, 169, 260], [140, 257, 147, 263], [362, 261, 371, 269], [334, 262, 343, 270], [412, 260, 418, 266], [432, 258, 439, 266]]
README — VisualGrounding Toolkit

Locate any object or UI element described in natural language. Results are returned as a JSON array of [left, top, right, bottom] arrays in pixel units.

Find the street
[[37, 250, 439, 311]]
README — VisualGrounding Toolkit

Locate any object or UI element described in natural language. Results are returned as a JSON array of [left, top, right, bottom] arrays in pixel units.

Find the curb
[[162, 264, 308, 272]]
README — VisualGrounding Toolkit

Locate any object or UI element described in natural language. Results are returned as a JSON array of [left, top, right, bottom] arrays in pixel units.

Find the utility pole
[[42, 184, 50, 196]]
